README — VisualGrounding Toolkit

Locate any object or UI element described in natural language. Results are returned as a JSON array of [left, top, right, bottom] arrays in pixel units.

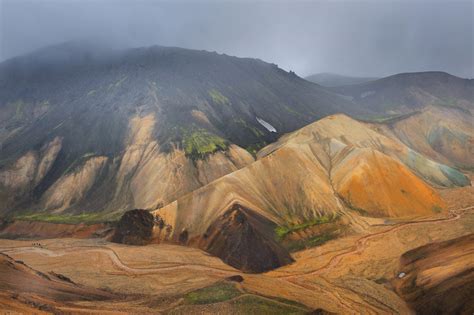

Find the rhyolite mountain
[[146, 107, 471, 271], [1, 43, 473, 273], [0, 42, 359, 217], [305, 72, 378, 87]]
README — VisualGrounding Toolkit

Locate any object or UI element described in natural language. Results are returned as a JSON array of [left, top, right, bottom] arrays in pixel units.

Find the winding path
[[1, 205, 472, 314], [0, 245, 237, 276], [278, 206, 474, 279]]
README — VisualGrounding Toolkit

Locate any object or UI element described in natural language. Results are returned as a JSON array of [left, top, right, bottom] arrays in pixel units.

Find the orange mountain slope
[[153, 114, 458, 245]]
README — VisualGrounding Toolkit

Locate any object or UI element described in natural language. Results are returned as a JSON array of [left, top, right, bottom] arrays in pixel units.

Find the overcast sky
[[0, 0, 472, 78]]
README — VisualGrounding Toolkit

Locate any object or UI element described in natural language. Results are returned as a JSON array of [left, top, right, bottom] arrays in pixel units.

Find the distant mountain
[[305, 72, 378, 87], [331, 71, 474, 115], [0, 43, 357, 217]]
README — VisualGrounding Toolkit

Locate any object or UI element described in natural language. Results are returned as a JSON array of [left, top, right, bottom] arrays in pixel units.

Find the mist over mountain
[[0, 43, 358, 217], [2, 1, 473, 78], [0, 2, 473, 313]]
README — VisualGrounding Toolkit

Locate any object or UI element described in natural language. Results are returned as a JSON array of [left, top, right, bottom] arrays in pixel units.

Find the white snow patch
[[256, 117, 277, 133]]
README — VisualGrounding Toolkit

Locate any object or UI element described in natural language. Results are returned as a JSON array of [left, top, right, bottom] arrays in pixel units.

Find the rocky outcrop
[[0, 137, 62, 212], [199, 204, 293, 273], [112, 209, 155, 245], [42, 155, 108, 212], [394, 233, 474, 315], [114, 205, 292, 273]]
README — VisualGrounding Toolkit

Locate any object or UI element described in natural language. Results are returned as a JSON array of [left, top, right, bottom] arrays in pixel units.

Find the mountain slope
[[149, 113, 468, 271], [331, 71, 474, 115], [0, 43, 357, 217], [305, 73, 378, 87], [379, 106, 474, 170]]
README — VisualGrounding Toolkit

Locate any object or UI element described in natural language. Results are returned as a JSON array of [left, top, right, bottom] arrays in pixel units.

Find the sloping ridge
[[146, 113, 462, 271], [332, 147, 444, 217], [381, 105, 474, 169], [331, 71, 474, 114]]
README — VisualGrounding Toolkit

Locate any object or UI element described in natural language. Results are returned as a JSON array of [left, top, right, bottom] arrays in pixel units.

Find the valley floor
[[0, 201, 473, 314]]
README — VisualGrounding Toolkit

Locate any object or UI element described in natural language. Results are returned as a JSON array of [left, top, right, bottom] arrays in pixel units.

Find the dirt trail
[[279, 206, 474, 279], [1, 206, 472, 314], [0, 245, 237, 276]]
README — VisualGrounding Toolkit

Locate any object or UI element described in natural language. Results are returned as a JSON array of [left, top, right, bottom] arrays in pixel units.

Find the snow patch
[[256, 117, 277, 133]]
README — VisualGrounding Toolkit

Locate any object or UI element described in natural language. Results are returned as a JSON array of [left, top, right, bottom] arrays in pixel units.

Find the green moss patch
[[208, 89, 230, 106], [245, 142, 267, 157], [184, 282, 241, 305], [431, 205, 443, 213], [183, 129, 228, 160], [14, 212, 106, 224], [275, 214, 338, 240], [234, 118, 265, 138]]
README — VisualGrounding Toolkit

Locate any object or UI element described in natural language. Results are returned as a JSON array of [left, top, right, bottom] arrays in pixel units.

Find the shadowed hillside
[[0, 43, 358, 217], [331, 71, 474, 115], [394, 233, 474, 315]]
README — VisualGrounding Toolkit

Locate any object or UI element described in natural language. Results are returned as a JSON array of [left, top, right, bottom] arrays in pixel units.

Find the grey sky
[[1, 0, 472, 78]]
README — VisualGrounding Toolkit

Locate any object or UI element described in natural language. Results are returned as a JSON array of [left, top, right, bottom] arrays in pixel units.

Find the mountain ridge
[[0, 43, 358, 216], [305, 72, 379, 87]]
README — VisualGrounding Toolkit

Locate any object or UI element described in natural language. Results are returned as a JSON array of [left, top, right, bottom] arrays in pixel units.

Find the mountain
[[148, 112, 471, 271], [331, 71, 474, 115], [0, 43, 359, 217], [305, 73, 378, 87], [379, 106, 474, 170]]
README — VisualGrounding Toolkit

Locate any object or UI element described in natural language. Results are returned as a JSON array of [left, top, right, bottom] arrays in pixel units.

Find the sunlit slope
[[155, 114, 452, 243], [263, 113, 468, 188], [333, 148, 442, 217]]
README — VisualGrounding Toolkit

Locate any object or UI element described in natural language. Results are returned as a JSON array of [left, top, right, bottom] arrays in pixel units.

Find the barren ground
[[0, 184, 473, 314]]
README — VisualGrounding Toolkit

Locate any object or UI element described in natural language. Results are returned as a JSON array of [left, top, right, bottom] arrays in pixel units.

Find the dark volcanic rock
[[308, 309, 335, 315], [394, 233, 474, 315], [200, 204, 293, 273], [226, 275, 244, 282], [112, 209, 154, 245]]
